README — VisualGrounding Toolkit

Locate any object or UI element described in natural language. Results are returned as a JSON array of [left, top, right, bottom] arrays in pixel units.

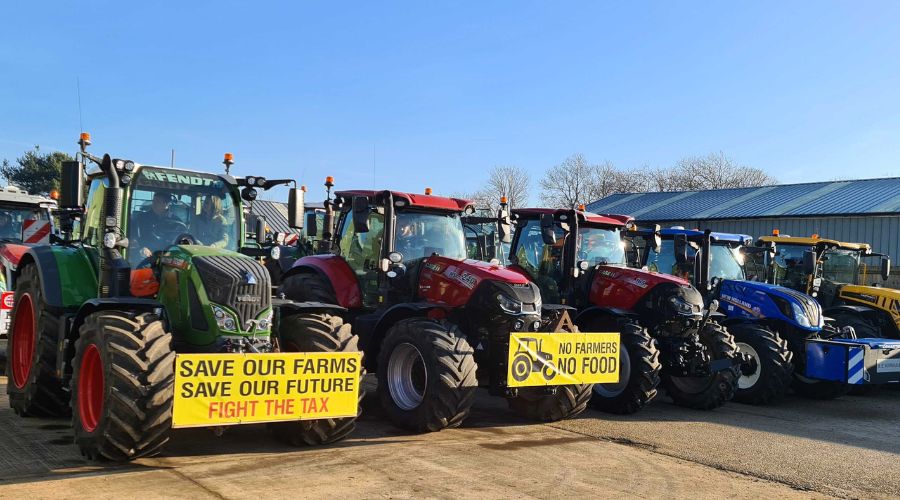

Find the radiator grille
[[193, 256, 271, 331]]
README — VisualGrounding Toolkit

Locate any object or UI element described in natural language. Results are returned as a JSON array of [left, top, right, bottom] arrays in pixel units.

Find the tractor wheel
[[731, 323, 794, 405], [829, 313, 880, 338], [663, 322, 740, 410], [507, 384, 592, 422], [269, 312, 363, 445], [377, 318, 477, 432], [279, 272, 338, 304], [6, 263, 69, 417], [581, 316, 660, 414], [71, 311, 174, 461]]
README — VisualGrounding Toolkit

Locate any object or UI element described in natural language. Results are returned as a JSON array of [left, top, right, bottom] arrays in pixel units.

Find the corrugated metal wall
[[645, 215, 900, 287]]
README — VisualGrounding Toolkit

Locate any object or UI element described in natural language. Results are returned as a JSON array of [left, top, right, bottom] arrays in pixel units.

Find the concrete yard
[[1, 376, 897, 499]]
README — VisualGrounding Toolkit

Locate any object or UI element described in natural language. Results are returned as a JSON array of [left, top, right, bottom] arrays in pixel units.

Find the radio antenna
[[76, 77, 84, 133]]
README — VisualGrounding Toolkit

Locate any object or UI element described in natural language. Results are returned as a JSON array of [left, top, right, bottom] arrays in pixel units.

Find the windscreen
[[577, 226, 626, 266], [126, 168, 240, 264], [0, 205, 50, 242], [822, 248, 861, 284], [645, 240, 745, 281], [394, 211, 467, 263]]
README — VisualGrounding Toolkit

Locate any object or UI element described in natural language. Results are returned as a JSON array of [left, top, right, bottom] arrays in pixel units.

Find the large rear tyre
[[278, 271, 338, 304], [663, 322, 740, 410], [731, 323, 794, 405], [71, 311, 174, 461], [829, 314, 880, 338], [269, 312, 363, 445], [508, 384, 592, 422], [377, 318, 477, 432], [6, 263, 69, 417], [581, 316, 660, 414]]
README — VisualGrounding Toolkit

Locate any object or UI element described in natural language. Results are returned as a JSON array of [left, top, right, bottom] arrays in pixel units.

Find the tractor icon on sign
[[511, 337, 556, 382]]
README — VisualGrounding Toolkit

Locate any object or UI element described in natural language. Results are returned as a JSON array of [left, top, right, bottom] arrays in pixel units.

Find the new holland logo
[[242, 270, 257, 285]]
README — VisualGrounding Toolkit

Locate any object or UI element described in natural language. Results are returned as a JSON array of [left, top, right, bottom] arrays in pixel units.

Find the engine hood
[[417, 256, 531, 307], [589, 265, 696, 312], [719, 279, 822, 330]]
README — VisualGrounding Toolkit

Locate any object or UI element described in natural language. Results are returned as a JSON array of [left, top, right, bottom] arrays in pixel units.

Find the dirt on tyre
[[376, 318, 477, 432], [581, 316, 660, 414], [71, 311, 175, 461], [508, 384, 591, 422], [663, 322, 740, 410], [270, 312, 363, 445], [6, 262, 69, 417], [731, 323, 794, 405]]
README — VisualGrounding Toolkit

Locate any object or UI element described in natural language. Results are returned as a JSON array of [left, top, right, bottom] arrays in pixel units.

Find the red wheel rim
[[11, 293, 35, 389], [78, 344, 104, 432]]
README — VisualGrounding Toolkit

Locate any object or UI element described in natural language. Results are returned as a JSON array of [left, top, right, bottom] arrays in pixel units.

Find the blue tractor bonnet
[[718, 279, 823, 332]]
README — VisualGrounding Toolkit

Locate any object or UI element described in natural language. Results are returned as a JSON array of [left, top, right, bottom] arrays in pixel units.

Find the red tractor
[[279, 184, 597, 432], [507, 208, 742, 411]]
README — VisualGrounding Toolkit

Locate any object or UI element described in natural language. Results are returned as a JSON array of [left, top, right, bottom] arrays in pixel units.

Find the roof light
[[223, 153, 234, 162], [811, 233, 819, 239], [79, 132, 91, 145], [325, 176, 334, 186], [425, 187, 433, 195], [49, 189, 59, 200], [772, 229, 780, 236], [301, 185, 307, 192], [578, 204, 586, 211], [500, 196, 508, 204]]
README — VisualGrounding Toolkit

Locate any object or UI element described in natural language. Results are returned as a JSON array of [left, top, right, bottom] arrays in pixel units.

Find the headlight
[[669, 295, 699, 316], [270, 245, 281, 260], [103, 232, 117, 248], [496, 293, 523, 314], [256, 310, 274, 331], [212, 304, 238, 332], [791, 302, 812, 328]]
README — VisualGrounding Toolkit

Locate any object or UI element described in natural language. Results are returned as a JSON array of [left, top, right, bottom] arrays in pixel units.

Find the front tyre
[[582, 317, 660, 415], [663, 322, 740, 410], [731, 323, 794, 405], [71, 311, 174, 461], [508, 384, 591, 422], [6, 263, 69, 417], [270, 312, 363, 445], [377, 318, 477, 432]]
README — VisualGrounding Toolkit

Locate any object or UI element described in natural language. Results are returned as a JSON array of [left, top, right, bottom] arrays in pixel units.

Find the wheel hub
[[78, 344, 105, 432], [11, 294, 35, 389], [736, 342, 761, 390], [387, 342, 427, 411]]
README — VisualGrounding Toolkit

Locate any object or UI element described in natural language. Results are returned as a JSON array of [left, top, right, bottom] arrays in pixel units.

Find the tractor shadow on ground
[[574, 386, 900, 456]]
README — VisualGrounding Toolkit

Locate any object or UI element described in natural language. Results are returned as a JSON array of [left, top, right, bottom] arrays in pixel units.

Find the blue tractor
[[626, 227, 899, 403]]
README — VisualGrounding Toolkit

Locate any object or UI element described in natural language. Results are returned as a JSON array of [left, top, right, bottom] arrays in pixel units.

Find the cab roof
[[638, 227, 752, 246], [335, 190, 474, 212], [758, 235, 872, 252], [513, 208, 633, 227]]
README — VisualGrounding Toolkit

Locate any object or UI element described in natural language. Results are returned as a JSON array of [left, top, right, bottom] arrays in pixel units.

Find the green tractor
[[5, 134, 362, 460]]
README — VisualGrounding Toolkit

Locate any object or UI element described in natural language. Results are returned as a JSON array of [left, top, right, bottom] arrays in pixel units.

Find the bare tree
[[482, 165, 531, 209], [540, 154, 598, 208], [664, 152, 776, 191]]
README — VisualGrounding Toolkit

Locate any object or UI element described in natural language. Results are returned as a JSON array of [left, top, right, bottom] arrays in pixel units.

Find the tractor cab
[[507, 208, 631, 305], [755, 234, 898, 338]]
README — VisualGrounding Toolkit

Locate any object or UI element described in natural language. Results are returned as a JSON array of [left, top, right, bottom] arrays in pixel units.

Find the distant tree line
[[0, 146, 73, 196], [461, 151, 777, 209]]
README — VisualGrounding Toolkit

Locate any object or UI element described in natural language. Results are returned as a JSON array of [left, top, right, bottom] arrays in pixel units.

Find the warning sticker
[[173, 352, 362, 428], [507, 332, 620, 387], [0, 291, 13, 338]]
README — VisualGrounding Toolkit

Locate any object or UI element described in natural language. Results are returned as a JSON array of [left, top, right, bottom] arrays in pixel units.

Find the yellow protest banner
[[507, 332, 620, 387], [173, 352, 362, 428]]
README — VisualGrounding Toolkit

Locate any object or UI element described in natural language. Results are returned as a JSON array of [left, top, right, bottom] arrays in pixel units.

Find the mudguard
[[285, 254, 362, 309], [16, 246, 97, 309]]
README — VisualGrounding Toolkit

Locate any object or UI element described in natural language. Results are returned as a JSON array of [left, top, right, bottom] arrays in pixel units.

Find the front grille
[[778, 287, 821, 326], [193, 256, 271, 332]]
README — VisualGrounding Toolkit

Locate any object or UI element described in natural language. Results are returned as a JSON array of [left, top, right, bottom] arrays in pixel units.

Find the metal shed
[[586, 177, 900, 286]]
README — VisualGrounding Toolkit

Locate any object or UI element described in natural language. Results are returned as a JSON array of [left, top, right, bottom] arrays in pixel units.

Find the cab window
[[513, 219, 565, 303]]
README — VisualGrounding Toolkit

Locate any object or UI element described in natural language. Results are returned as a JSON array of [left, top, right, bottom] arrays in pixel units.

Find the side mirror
[[255, 216, 266, 245], [305, 212, 318, 237], [881, 257, 891, 280], [674, 233, 688, 264], [352, 196, 370, 233], [802, 250, 817, 275], [60, 160, 84, 208], [540, 213, 556, 245], [287, 188, 304, 229]]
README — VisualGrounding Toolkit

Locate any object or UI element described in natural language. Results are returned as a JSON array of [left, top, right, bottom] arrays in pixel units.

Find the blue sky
[[1, 2, 898, 204]]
